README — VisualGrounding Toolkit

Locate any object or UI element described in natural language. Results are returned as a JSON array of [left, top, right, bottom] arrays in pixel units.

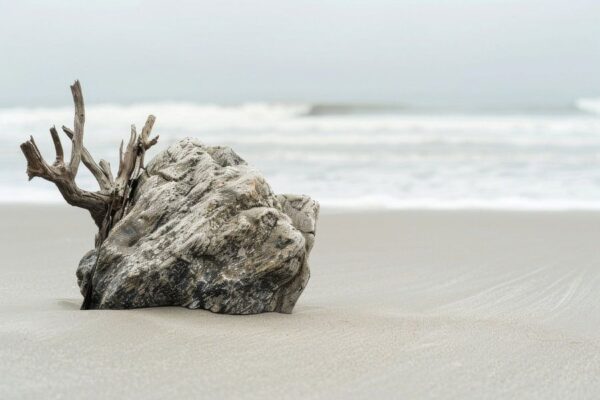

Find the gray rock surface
[[76, 138, 318, 314]]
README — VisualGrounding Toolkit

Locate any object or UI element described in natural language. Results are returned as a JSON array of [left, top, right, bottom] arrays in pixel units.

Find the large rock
[[76, 138, 319, 314]]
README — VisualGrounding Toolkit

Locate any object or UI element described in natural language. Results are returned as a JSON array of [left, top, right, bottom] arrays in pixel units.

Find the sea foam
[[2, 102, 600, 209]]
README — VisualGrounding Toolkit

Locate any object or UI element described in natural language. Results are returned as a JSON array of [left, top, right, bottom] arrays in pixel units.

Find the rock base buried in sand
[[76, 138, 319, 314]]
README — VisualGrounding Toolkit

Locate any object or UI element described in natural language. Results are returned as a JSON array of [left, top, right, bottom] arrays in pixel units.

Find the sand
[[1, 205, 599, 399]]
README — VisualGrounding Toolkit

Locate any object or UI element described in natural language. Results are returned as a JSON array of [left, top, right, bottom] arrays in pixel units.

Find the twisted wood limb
[[62, 126, 113, 191], [19, 81, 109, 226], [19, 81, 159, 309]]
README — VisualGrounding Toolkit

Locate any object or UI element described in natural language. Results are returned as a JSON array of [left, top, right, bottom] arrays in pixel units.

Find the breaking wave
[[575, 98, 600, 115], [2, 101, 600, 209]]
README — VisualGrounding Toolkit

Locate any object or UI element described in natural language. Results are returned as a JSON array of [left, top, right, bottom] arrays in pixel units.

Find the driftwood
[[19, 81, 159, 309]]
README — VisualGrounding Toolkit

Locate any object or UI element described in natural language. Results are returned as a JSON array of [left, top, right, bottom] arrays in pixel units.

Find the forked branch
[[19, 81, 109, 226], [19, 80, 158, 232], [20, 80, 159, 309], [62, 125, 113, 191]]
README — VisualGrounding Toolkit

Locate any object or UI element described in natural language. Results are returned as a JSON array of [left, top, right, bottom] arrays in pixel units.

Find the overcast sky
[[1, 0, 599, 107]]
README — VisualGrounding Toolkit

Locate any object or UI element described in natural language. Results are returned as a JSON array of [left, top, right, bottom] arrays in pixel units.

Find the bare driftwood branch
[[19, 81, 110, 226], [138, 115, 159, 170], [19, 80, 159, 309], [69, 81, 85, 179], [49, 126, 63, 164], [99, 159, 114, 184], [61, 126, 112, 191]]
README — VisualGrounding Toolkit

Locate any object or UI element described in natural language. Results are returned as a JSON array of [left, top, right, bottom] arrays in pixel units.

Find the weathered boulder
[[76, 138, 319, 314]]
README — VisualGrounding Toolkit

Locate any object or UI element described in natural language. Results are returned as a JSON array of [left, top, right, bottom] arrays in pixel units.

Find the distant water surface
[[2, 100, 600, 210]]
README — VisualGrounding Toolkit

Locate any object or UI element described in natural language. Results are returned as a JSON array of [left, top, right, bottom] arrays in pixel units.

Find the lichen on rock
[[76, 138, 319, 314]]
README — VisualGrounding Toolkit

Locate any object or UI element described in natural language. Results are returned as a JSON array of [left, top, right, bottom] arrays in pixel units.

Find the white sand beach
[[1, 205, 599, 399]]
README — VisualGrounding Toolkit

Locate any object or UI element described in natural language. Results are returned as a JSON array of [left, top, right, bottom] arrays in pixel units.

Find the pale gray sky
[[1, 0, 599, 107]]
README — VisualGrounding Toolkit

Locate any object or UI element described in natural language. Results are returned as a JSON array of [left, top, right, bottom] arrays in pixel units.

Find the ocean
[[2, 100, 600, 210]]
